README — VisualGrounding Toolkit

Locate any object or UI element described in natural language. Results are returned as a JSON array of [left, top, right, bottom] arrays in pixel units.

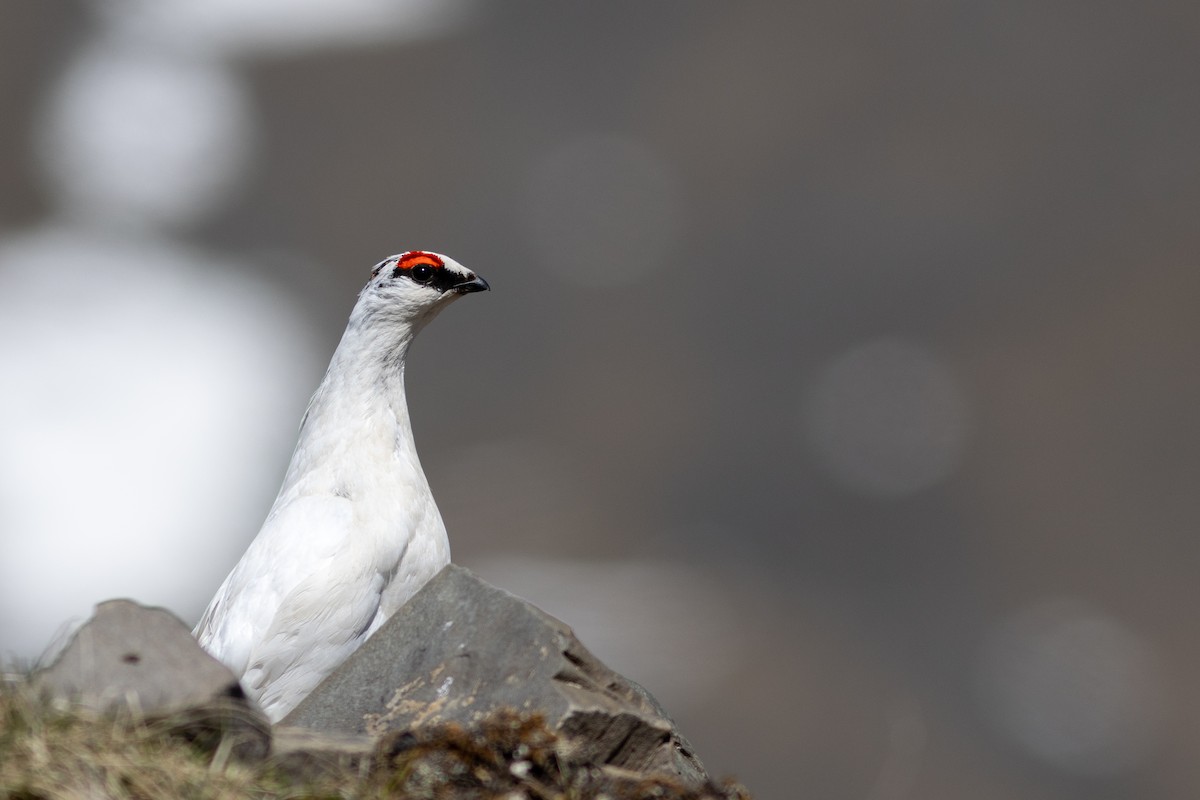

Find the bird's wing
[[194, 493, 364, 679], [237, 491, 407, 718], [241, 561, 386, 718]]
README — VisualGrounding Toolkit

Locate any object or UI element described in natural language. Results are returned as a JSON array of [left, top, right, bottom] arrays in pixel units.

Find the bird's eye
[[410, 263, 435, 284]]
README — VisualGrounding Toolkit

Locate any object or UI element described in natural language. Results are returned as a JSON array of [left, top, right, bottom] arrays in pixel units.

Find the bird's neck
[[287, 318, 424, 480]]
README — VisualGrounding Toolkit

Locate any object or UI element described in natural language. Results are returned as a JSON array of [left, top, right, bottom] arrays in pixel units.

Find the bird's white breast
[[194, 372, 450, 719]]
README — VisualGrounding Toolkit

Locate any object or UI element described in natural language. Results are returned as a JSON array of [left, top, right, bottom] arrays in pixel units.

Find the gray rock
[[33, 598, 270, 759], [284, 564, 709, 784]]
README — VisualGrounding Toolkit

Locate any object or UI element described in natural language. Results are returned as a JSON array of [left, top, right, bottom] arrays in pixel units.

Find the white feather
[[194, 251, 486, 721]]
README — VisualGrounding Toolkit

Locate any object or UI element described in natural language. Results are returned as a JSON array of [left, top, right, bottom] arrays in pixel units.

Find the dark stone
[[284, 564, 709, 784], [33, 598, 270, 759]]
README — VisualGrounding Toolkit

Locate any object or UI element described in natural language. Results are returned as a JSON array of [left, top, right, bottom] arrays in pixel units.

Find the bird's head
[[353, 250, 489, 333]]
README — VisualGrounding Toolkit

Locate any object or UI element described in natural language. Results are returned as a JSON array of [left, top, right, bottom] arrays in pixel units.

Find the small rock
[[33, 598, 270, 759], [285, 564, 709, 784]]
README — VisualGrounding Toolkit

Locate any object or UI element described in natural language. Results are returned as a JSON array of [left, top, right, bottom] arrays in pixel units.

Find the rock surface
[[22, 572, 736, 795], [284, 564, 709, 784], [32, 598, 270, 759]]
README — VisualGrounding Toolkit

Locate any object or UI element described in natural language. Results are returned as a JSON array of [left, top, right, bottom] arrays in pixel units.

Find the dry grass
[[1, 674, 293, 799], [0, 673, 750, 800]]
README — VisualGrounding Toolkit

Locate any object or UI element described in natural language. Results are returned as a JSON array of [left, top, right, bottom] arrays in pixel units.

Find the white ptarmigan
[[194, 250, 488, 722]]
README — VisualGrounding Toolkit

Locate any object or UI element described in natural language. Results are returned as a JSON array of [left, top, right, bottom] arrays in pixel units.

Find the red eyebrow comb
[[396, 252, 445, 270]]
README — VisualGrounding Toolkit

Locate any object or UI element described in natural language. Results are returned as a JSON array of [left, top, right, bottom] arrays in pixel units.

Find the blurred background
[[1, 2, 1198, 797]]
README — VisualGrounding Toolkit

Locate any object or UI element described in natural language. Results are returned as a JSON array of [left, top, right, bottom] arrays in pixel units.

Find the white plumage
[[194, 251, 488, 721]]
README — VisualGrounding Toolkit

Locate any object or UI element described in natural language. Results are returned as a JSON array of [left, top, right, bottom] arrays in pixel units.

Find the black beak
[[454, 274, 490, 294]]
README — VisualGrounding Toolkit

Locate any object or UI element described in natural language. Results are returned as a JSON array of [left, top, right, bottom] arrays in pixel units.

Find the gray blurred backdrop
[[2, 3, 1199, 798]]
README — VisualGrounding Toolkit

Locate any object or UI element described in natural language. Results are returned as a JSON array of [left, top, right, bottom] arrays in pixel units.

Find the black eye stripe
[[387, 263, 467, 293], [390, 264, 434, 282]]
